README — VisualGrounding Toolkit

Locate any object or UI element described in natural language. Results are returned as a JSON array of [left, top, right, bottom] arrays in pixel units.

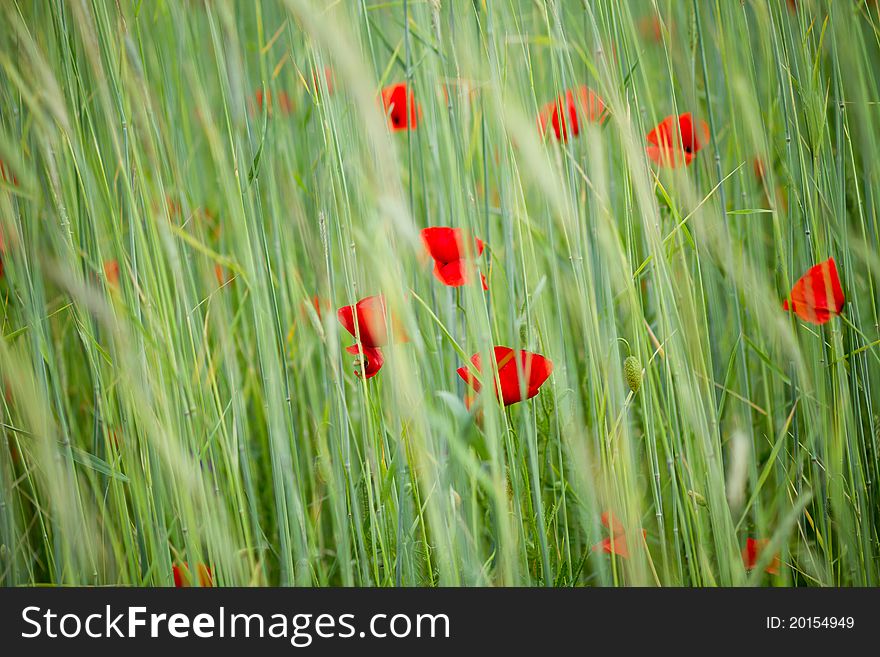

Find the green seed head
[[624, 355, 642, 393], [688, 490, 708, 507]]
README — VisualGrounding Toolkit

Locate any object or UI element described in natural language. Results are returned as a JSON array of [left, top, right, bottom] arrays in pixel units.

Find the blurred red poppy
[[421, 226, 488, 290], [753, 157, 766, 183], [742, 538, 780, 575], [645, 113, 710, 168], [165, 194, 182, 220], [381, 83, 420, 131], [592, 510, 646, 559], [255, 88, 293, 117], [457, 346, 552, 406], [782, 257, 844, 325], [104, 259, 120, 287], [308, 294, 328, 321], [337, 294, 407, 378], [199, 206, 221, 240], [538, 85, 607, 142], [0, 159, 16, 186], [172, 563, 214, 587], [601, 510, 624, 535], [313, 67, 334, 96], [214, 264, 233, 287], [638, 13, 672, 43]]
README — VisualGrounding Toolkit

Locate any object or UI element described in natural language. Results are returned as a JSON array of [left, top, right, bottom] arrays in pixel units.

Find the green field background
[[1, 0, 879, 586]]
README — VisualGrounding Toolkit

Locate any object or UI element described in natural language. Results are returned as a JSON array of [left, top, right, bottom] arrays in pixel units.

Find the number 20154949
[[766, 616, 854, 630]]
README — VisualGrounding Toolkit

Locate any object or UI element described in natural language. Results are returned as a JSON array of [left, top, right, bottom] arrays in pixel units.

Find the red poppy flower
[[753, 157, 766, 183], [104, 259, 120, 287], [457, 346, 552, 406], [638, 13, 671, 43], [742, 538, 780, 575], [8, 443, 20, 465], [337, 294, 407, 378], [381, 83, 421, 132], [165, 194, 182, 220], [421, 226, 488, 290], [345, 343, 385, 379], [538, 85, 607, 142], [0, 159, 16, 185], [338, 295, 393, 347], [591, 510, 647, 559], [307, 294, 328, 321], [198, 207, 221, 240], [255, 88, 293, 117], [645, 113, 710, 168], [782, 257, 844, 325], [172, 563, 214, 587], [313, 67, 334, 95], [601, 510, 625, 535], [215, 264, 233, 287]]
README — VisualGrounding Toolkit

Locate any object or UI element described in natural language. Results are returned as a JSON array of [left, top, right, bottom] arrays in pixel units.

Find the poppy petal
[[104, 259, 120, 287], [592, 535, 630, 559], [601, 510, 626, 536], [197, 564, 214, 587], [337, 295, 390, 347], [172, 563, 213, 587], [646, 114, 677, 148], [784, 257, 845, 325], [456, 365, 473, 386], [337, 304, 356, 338], [421, 227, 484, 262], [355, 295, 390, 346], [457, 347, 552, 406], [742, 538, 780, 575], [457, 350, 485, 392], [172, 564, 187, 588], [422, 227, 487, 289], [677, 112, 709, 153], [576, 85, 608, 124], [496, 348, 553, 405], [548, 95, 569, 141], [539, 87, 606, 141], [645, 144, 693, 168], [346, 344, 385, 378], [421, 227, 463, 263], [563, 89, 580, 139], [537, 103, 553, 136], [646, 113, 707, 168], [382, 83, 420, 131], [753, 157, 766, 182], [593, 536, 623, 558], [434, 260, 468, 287]]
